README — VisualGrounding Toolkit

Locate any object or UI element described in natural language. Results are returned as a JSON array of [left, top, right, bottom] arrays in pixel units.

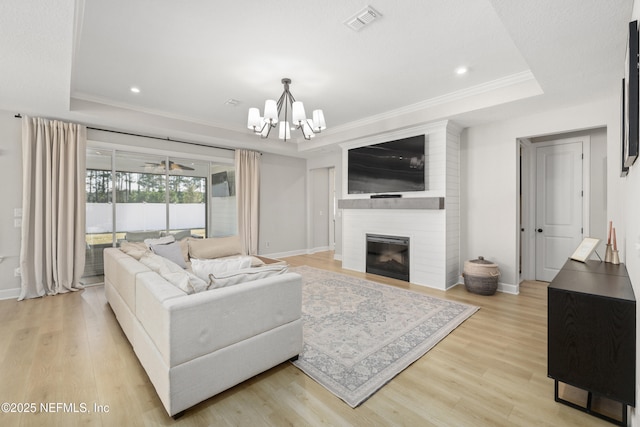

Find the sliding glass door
[[167, 157, 208, 238], [82, 149, 235, 282], [84, 148, 114, 283]]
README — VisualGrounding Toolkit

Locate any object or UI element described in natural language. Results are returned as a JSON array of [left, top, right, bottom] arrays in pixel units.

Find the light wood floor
[[0, 252, 617, 426]]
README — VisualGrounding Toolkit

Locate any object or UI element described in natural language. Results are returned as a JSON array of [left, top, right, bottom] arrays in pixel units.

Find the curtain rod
[[14, 113, 238, 153]]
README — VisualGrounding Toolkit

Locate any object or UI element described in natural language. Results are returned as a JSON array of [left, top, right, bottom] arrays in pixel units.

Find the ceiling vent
[[344, 6, 382, 32]]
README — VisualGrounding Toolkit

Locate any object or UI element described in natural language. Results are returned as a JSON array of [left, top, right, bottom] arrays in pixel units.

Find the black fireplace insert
[[366, 234, 410, 282]]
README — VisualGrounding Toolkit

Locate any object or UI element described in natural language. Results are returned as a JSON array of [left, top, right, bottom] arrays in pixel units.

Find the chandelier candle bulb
[[292, 101, 307, 125], [279, 121, 291, 140], [247, 108, 261, 129], [263, 100, 278, 123], [312, 109, 326, 131], [259, 122, 270, 137]]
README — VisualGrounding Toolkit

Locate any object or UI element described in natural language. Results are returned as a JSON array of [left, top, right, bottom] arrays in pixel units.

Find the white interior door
[[535, 142, 583, 282]]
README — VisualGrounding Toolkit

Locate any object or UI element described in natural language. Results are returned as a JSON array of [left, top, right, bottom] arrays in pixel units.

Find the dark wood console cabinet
[[548, 259, 635, 425]]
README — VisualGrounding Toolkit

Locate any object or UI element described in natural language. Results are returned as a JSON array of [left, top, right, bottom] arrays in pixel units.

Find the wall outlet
[[265, 241, 270, 248], [14, 208, 22, 217], [14, 267, 21, 277], [14, 218, 22, 228]]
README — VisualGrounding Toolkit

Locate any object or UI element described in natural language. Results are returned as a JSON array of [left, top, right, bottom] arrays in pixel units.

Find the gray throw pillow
[[150, 241, 187, 269]]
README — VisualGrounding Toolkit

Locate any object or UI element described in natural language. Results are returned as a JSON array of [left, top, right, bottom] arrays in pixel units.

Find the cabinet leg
[[552, 380, 627, 426]]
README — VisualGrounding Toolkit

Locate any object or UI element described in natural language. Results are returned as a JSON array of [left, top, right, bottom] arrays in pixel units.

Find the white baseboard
[[333, 253, 342, 261], [261, 247, 339, 259], [308, 246, 330, 254], [0, 287, 20, 300], [498, 282, 519, 295], [259, 249, 308, 259]]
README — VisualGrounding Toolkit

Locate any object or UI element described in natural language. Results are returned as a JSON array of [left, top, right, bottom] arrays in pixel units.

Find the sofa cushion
[[188, 235, 242, 259], [125, 230, 162, 242], [161, 230, 192, 241], [150, 241, 187, 269], [208, 264, 289, 289], [119, 241, 150, 260], [190, 256, 253, 282], [145, 235, 175, 247], [139, 253, 209, 294]]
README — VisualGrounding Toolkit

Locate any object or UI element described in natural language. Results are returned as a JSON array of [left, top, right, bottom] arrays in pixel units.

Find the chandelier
[[247, 78, 326, 142]]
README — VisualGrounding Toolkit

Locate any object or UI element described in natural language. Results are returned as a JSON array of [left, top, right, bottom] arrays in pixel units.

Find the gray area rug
[[291, 266, 479, 407]]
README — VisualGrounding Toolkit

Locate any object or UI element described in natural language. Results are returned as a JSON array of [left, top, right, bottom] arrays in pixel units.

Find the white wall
[[0, 112, 23, 298], [622, 3, 640, 425], [461, 97, 617, 289]]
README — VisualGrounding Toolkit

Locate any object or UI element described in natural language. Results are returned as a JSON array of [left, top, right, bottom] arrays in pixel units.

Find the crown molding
[[323, 70, 537, 136]]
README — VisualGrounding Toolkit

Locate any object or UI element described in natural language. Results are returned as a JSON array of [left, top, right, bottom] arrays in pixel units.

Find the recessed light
[[455, 67, 468, 75], [130, 86, 141, 93], [225, 99, 241, 106]]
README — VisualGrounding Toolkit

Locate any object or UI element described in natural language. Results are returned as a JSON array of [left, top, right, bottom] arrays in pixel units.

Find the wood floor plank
[[0, 252, 613, 426]]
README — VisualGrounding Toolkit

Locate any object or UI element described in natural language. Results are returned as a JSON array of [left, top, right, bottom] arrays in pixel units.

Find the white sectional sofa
[[103, 241, 303, 417]]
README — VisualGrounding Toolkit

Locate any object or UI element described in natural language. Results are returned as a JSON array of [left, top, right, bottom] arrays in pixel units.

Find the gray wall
[[309, 168, 330, 251], [307, 150, 342, 259], [259, 153, 307, 256]]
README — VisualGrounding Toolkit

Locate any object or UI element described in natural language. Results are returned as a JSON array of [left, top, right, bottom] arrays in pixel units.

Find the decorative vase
[[605, 244, 613, 263], [612, 250, 620, 265]]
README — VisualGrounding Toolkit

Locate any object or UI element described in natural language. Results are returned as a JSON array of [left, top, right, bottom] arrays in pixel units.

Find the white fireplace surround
[[339, 121, 461, 290]]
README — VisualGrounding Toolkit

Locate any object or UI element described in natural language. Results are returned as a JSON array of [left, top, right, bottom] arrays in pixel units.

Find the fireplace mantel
[[338, 197, 444, 210]]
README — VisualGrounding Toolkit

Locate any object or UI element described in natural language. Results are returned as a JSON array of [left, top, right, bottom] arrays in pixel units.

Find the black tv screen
[[211, 171, 234, 197], [348, 135, 426, 194]]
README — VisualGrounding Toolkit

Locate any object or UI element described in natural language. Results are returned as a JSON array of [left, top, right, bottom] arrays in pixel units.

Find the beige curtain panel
[[19, 116, 87, 300], [235, 149, 260, 256]]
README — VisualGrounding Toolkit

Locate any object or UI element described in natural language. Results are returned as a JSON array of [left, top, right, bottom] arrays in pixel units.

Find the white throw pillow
[[139, 253, 208, 294], [190, 256, 253, 282]]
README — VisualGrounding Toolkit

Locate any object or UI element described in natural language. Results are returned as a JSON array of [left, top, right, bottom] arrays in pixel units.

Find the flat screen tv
[[211, 171, 235, 197], [348, 135, 425, 194]]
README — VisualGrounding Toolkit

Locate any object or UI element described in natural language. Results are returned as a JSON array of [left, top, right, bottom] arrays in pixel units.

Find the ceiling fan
[[144, 160, 195, 171]]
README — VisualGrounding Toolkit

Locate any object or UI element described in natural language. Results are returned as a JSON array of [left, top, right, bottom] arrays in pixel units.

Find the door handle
[[537, 228, 543, 233]]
